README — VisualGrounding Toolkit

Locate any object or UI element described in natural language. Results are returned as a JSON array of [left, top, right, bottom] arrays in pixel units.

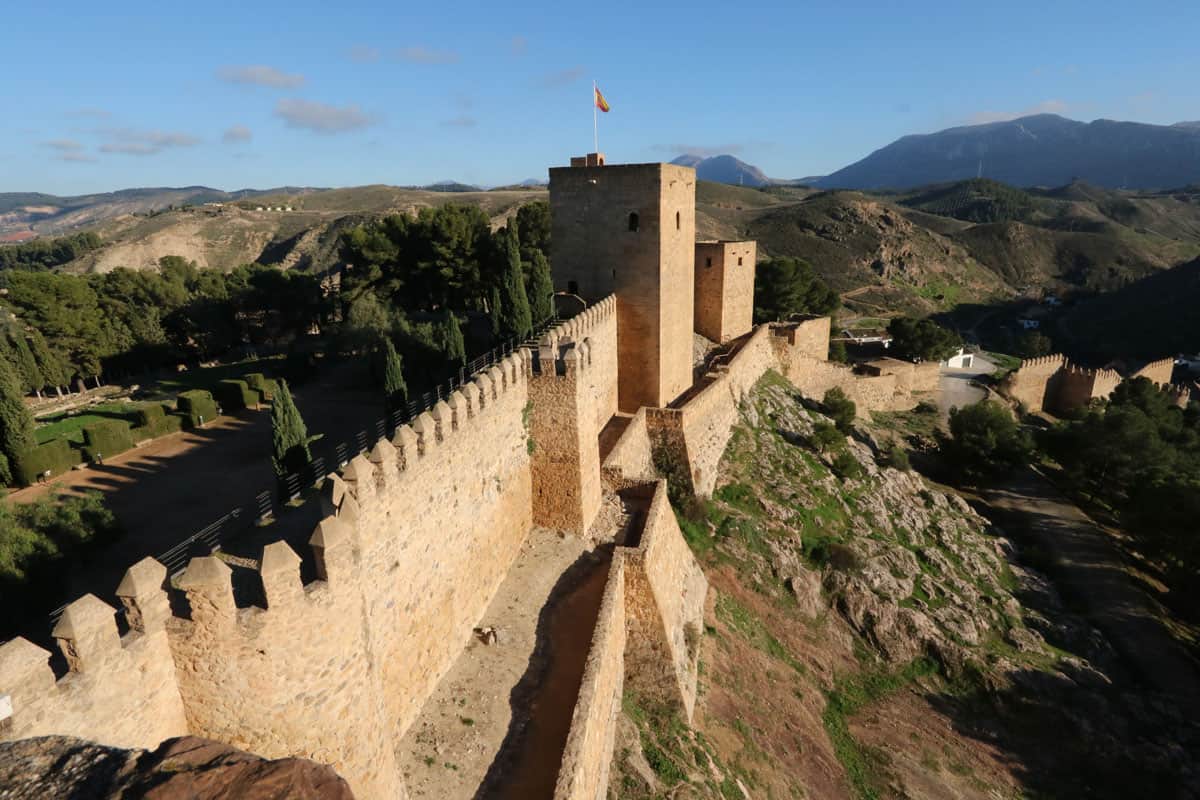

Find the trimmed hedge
[[131, 404, 183, 442], [215, 379, 259, 412], [13, 439, 79, 486], [81, 419, 134, 463], [178, 390, 218, 428], [244, 373, 279, 402]]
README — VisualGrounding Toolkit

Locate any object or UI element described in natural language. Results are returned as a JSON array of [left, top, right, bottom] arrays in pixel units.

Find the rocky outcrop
[[0, 735, 354, 799], [720, 378, 1062, 676]]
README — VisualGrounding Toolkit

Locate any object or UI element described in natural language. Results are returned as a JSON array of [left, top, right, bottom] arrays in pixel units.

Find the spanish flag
[[594, 85, 611, 113]]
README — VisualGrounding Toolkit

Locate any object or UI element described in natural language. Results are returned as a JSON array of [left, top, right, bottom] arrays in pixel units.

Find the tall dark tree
[[382, 339, 408, 411], [527, 250, 555, 324], [439, 312, 467, 368], [270, 380, 312, 478], [0, 358, 35, 486], [488, 287, 503, 339], [498, 225, 532, 339]]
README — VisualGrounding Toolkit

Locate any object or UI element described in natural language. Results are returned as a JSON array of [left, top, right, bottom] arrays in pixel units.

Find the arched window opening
[[705, 257, 713, 268], [738, 257, 744, 266], [675, 211, 681, 230], [628, 212, 639, 232]]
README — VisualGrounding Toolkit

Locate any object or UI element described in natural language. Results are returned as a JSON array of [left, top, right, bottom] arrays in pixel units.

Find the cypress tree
[[0, 357, 34, 485], [527, 250, 554, 325], [440, 312, 467, 368], [8, 333, 43, 396], [498, 225, 532, 339], [270, 379, 311, 478], [383, 339, 408, 411], [488, 287, 503, 339]]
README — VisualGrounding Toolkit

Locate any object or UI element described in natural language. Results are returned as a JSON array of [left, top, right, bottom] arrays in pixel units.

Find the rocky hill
[[610, 375, 1199, 798], [818, 114, 1200, 190], [0, 735, 352, 799], [31, 186, 541, 273], [695, 179, 1200, 316]]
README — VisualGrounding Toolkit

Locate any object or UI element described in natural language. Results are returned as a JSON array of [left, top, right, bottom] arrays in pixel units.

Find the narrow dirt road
[[983, 468, 1200, 714]]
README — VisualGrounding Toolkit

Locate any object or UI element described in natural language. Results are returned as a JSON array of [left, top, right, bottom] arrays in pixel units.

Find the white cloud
[[396, 46, 459, 65], [541, 67, 585, 88], [274, 98, 376, 133], [659, 143, 745, 158], [43, 139, 84, 152], [58, 152, 97, 163], [98, 128, 201, 156], [348, 44, 380, 63], [217, 64, 306, 89], [963, 100, 1069, 125], [222, 124, 252, 144], [443, 115, 477, 128]]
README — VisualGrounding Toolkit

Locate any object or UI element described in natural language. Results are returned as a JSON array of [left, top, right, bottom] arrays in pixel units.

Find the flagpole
[[592, 80, 599, 154]]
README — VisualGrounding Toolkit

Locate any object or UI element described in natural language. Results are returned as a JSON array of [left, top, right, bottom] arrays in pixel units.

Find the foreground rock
[[0, 735, 354, 799]]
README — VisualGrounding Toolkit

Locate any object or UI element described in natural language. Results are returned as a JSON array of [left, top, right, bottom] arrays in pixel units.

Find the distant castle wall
[[1002, 354, 1066, 412], [1002, 353, 1175, 415], [1132, 357, 1174, 387]]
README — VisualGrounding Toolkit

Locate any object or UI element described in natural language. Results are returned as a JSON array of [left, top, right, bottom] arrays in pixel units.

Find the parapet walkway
[[396, 490, 646, 799]]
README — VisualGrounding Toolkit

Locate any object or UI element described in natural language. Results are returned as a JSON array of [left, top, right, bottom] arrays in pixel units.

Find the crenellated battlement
[[1017, 354, 1068, 371]]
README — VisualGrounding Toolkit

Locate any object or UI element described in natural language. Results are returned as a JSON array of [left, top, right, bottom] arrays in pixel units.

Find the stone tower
[[548, 155, 696, 412], [694, 240, 757, 343]]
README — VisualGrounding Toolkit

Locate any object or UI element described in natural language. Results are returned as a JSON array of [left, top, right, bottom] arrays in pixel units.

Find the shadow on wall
[[474, 548, 614, 800]]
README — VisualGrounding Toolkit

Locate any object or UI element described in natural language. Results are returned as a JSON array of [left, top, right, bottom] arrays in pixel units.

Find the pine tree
[[527, 250, 554, 325], [0, 357, 34, 485], [498, 225, 532, 339], [270, 379, 312, 478], [382, 339, 408, 411], [439, 312, 467, 368]]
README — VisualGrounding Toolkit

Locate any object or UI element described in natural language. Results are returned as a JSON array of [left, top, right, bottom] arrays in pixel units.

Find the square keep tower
[[549, 157, 695, 411]]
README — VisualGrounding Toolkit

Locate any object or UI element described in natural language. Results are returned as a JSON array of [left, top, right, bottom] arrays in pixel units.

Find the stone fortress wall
[[0, 154, 943, 800], [1003, 353, 1180, 414]]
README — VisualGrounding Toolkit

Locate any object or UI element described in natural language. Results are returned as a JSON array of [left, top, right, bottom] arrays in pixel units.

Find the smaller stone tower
[[693, 240, 757, 343]]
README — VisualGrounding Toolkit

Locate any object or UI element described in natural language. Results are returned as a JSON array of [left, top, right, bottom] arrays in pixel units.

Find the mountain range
[[815, 114, 1200, 190], [670, 154, 771, 187]]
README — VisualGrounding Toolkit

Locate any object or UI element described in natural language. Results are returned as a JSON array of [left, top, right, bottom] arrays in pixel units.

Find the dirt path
[[396, 530, 608, 799], [983, 468, 1200, 713]]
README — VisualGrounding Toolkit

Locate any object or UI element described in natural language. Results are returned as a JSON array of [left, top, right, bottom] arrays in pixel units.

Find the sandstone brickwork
[[549, 161, 695, 411], [694, 241, 757, 343], [552, 557, 626, 800], [601, 408, 657, 490]]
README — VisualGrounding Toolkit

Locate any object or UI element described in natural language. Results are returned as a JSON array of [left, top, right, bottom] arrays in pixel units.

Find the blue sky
[[2, 0, 1197, 194]]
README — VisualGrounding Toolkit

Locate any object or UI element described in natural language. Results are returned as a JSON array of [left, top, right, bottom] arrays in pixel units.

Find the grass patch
[[823, 657, 940, 800], [34, 402, 146, 446], [716, 595, 806, 675]]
